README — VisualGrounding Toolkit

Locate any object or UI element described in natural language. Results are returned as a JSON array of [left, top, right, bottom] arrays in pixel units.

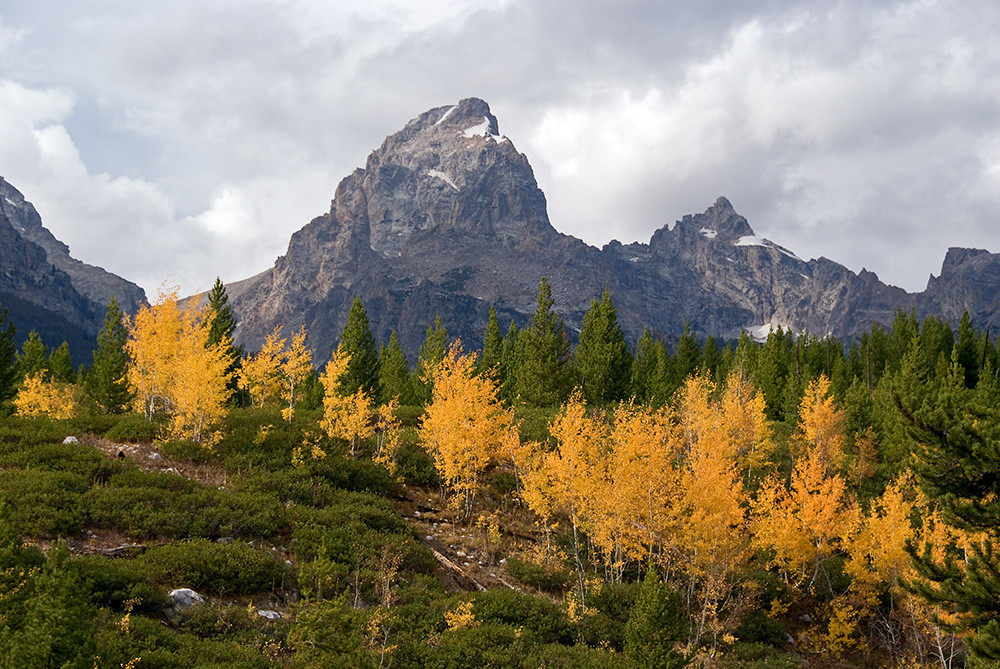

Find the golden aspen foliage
[[124, 283, 233, 443], [281, 326, 313, 421], [126, 283, 185, 421], [419, 341, 517, 514], [166, 311, 233, 443], [795, 374, 846, 473], [752, 444, 858, 589], [238, 327, 287, 407], [13, 372, 78, 419], [320, 349, 374, 454], [372, 398, 401, 471], [718, 372, 773, 479], [597, 401, 680, 571], [238, 325, 313, 421]]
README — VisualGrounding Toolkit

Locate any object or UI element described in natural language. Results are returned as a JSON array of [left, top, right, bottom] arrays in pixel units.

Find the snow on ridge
[[427, 169, 459, 190], [735, 235, 803, 261], [3, 196, 16, 208], [435, 105, 458, 125], [745, 322, 789, 343], [699, 228, 717, 239], [462, 118, 492, 138]]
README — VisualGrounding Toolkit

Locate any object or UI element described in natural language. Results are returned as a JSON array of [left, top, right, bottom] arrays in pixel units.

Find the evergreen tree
[[896, 349, 1000, 663], [47, 341, 74, 383], [205, 277, 243, 400], [16, 330, 48, 379], [517, 278, 572, 406], [0, 304, 17, 403], [574, 289, 631, 405], [338, 296, 382, 399], [954, 309, 982, 389], [698, 334, 721, 382], [477, 305, 504, 380], [498, 320, 522, 403], [624, 570, 688, 669], [631, 328, 670, 405], [414, 315, 449, 405], [84, 296, 133, 414], [671, 321, 701, 390], [379, 331, 415, 405]]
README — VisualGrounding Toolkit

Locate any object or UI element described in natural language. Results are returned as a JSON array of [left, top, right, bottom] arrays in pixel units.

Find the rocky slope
[[234, 97, 985, 363], [0, 177, 145, 361]]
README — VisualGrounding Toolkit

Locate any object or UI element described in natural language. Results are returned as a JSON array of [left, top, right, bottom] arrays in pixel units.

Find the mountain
[[0, 177, 145, 363], [225, 98, 997, 362]]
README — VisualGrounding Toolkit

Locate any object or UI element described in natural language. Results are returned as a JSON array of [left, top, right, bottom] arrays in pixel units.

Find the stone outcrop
[[232, 98, 970, 363]]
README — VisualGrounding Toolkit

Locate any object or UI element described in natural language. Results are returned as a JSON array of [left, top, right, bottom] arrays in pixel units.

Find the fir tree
[[498, 320, 522, 403], [574, 288, 631, 405], [337, 296, 382, 399], [631, 328, 667, 404], [698, 334, 721, 382], [84, 296, 133, 414], [517, 278, 572, 406], [624, 570, 688, 669], [205, 277, 243, 401], [671, 321, 701, 389], [16, 330, 48, 380], [896, 349, 1000, 663], [477, 305, 504, 380], [0, 304, 17, 403], [414, 315, 449, 405], [47, 341, 74, 383], [379, 331, 414, 405]]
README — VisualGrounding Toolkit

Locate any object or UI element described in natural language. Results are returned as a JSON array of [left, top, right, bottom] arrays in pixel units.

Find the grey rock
[[62, 436, 79, 445], [167, 588, 205, 610], [256, 609, 282, 620]]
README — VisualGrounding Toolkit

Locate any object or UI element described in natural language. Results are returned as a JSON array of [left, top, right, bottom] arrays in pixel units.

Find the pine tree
[[574, 288, 631, 405], [477, 305, 504, 380], [897, 350, 1000, 663], [498, 320, 522, 403], [517, 278, 572, 406], [671, 321, 701, 389], [414, 315, 449, 405], [47, 341, 74, 383], [205, 277, 243, 399], [338, 296, 381, 399], [631, 329, 670, 406], [85, 296, 133, 414], [379, 331, 414, 405], [15, 330, 48, 380], [699, 334, 721, 382], [0, 303, 17, 403], [624, 570, 688, 669]]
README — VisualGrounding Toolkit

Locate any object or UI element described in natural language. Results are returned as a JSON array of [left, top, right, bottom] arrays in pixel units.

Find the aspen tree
[[419, 341, 517, 515]]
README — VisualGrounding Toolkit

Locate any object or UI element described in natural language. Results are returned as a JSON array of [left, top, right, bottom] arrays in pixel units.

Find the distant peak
[[711, 196, 734, 213], [420, 98, 499, 136]]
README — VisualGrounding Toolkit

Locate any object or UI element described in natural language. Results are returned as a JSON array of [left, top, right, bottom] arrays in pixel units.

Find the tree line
[[2, 275, 1000, 666]]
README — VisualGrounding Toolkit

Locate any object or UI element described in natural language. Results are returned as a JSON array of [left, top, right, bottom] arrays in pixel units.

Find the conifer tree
[[85, 296, 133, 414], [477, 305, 503, 380], [498, 320, 522, 403], [205, 277, 243, 398], [415, 315, 449, 405], [624, 570, 688, 669], [631, 329, 670, 405], [698, 334, 721, 382], [517, 277, 572, 406], [897, 349, 1000, 663], [379, 331, 414, 405], [0, 304, 17, 402], [47, 341, 74, 383], [16, 330, 48, 380], [338, 296, 381, 399], [671, 321, 701, 388], [574, 288, 631, 405]]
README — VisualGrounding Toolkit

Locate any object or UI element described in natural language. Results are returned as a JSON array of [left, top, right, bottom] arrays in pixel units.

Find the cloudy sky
[[1, 0, 999, 298]]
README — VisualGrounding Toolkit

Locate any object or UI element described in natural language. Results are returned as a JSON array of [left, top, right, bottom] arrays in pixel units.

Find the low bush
[[160, 439, 215, 465], [104, 413, 162, 443], [472, 588, 573, 645], [394, 441, 438, 487], [136, 538, 288, 595], [504, 556, 570, 594], [0, 468, 89, 536]]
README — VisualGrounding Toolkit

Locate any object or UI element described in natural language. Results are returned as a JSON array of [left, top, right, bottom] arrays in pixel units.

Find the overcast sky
[[1, 0, 999, 298]]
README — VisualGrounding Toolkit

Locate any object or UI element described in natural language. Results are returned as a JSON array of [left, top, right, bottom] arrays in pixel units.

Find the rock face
[[0, 176, 145, 362], [229, 98, 997, 362]]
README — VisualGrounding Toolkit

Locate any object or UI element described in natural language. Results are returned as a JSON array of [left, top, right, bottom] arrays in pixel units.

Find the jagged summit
[[226, 99, 1000, 362]]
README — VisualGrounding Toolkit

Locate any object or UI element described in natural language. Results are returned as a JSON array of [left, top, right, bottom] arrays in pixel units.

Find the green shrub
[[71, 553, 168, 612], [472, 588, 573, 644], [504, 556, 569, 594], [136, 538, 287, 595], [0, 469, 89, 536], [394, 441, 438, 487], [104, 413, 162, 442], [718, 642, 803, 668], [308, 456, 399, 498], [395, 405, 425, 427], [160, 439, 215, 465], [734, 609, 788, 647]]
